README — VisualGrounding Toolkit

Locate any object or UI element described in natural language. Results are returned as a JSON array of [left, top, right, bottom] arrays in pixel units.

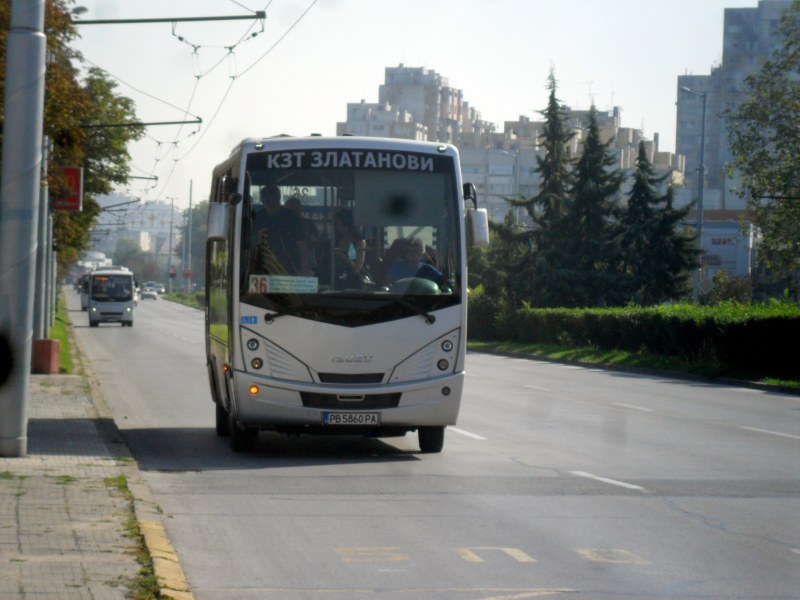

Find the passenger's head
[[285, 196, 304, 217], [260, 185, 281, 213], [406, 237, 425, 263], [334, 209, 355, 235]]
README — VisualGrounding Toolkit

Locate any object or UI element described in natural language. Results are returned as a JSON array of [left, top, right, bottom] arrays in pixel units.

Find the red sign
[[51, 166, 83, 211]]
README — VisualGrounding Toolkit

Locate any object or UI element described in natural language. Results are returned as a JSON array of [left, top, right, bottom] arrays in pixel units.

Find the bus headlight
[[437, 359, 449, 371], [441, 340, 453, 352], [247, 338, 259, 351], [251, 357, 263, 370]]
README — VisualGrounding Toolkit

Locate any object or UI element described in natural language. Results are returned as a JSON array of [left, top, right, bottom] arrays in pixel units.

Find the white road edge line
[[524, 384, 552, 392], [570, 470, 646, 491], [612, 402, 654, 413], [449, 427, 487, 440], [740, 426, 800, 441]]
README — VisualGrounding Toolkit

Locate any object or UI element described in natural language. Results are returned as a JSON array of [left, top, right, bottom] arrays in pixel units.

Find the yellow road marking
[[454, 547, 537, 563]]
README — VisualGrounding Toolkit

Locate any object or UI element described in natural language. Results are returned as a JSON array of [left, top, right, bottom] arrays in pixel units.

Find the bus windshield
[[90, 274, 134, 302], [238, 148, 462, 326]]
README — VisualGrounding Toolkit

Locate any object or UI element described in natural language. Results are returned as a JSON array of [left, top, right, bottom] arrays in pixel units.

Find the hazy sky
[[71, 0, 761, 209]]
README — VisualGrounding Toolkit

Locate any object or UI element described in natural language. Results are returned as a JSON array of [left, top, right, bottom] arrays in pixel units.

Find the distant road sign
[[51, 167, 83, 211]]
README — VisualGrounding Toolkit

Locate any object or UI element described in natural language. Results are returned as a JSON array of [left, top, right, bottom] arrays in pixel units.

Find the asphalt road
[[67, 289, 800, 599]]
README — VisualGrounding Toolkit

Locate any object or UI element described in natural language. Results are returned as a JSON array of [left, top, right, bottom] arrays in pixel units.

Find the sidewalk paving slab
[[0, 373, 192, 600]]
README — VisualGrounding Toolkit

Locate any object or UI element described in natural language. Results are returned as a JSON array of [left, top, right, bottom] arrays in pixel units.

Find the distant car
[[144, 281, 166, 294], [141, 287, 158, 300]]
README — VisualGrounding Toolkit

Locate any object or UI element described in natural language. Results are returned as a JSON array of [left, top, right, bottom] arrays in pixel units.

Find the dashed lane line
[[740, 426, 800, 441], [449, 426, 487, 440], [570, 470, 646, 492]]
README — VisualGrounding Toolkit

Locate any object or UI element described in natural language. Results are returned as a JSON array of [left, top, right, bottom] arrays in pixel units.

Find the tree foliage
[[470, 74, 697, 309], [0, 0, 144, 276], [547, 105, 625, 307], [725, 0, 800, 270], [507, 71, 575, 305], [619, 142, 697, 305]]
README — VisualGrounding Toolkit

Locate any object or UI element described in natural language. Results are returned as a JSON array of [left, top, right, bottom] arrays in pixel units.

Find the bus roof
[[231, 135, 457, 156]]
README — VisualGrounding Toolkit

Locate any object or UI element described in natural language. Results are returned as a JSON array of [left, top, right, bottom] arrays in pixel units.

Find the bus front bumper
[[232, 371, 464, 430]]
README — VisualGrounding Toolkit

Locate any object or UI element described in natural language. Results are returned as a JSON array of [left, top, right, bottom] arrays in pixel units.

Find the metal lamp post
[[681, 86, 707, 304], [502, 149, 521, 222]]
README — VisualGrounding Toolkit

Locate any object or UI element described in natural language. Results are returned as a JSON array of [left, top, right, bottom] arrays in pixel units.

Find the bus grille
[[317, 373, 384, 384], [301, 392, 401, 410]]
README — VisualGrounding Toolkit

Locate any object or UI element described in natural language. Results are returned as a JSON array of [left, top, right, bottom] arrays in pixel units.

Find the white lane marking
[[570, 470, 645, 491], [449, 427, 487, 441], [612, 402, 654, 413], [524, 384, 552, 392], [791, 549, 800, 557], [740, 426, 800, 441]]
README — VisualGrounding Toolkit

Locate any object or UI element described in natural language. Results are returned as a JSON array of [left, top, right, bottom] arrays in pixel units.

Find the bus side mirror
[[463, 182, 478, 211], [220, 175, 242, 205], [466, 207, 489, 248], [207, 202, 229, 242]]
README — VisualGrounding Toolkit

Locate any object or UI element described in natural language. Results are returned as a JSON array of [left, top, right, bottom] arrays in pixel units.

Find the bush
[[467, 296, 800, 380]]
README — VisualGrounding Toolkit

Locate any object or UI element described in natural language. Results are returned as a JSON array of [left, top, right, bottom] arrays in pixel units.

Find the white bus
[[206, 136, 488, 453], [87, 267, 136, 327]]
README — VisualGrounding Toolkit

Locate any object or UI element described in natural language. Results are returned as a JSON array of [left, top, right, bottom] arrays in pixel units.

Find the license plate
[[323, 412, 380, 426]]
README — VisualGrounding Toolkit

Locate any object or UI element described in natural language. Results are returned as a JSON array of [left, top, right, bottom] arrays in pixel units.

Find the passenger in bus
[[332, 209, 367, 287], [388, 237, 443, 285], [285, 196, 319, 272], [252, 185, 310, 276]]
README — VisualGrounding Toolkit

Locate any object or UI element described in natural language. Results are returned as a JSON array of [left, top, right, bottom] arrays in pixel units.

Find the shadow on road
[[119, 426, 421, 472]]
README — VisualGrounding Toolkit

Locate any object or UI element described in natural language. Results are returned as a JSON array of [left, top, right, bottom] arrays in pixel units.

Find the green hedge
[[468, 295, 800, 379]]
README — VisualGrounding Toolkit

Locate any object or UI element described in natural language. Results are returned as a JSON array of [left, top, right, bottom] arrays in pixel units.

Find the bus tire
[[89, 320, 98, 327], [228, 408, 257, 452], [418, 426, 445, 453], [215, 402, 229, 437]]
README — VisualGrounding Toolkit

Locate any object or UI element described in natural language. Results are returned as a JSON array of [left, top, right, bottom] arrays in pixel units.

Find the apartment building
[[338, 66, 683, 225], [676, 0, 791, 212]]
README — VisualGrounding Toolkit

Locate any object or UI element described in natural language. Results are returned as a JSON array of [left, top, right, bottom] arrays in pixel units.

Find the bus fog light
[[249, 385, 259, 395], [251, 357, 263, 370], [247, 338, 259, 351], [441, 340, 453, 352], [442, 387, 451, 396], [437, 359, 449, 371]]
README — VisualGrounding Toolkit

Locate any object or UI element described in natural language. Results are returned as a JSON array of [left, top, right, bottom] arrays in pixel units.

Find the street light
[[680, 86, 707, 304]]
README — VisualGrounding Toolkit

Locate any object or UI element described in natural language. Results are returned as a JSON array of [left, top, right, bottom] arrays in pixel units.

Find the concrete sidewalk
[[0, 374, 192, 599]]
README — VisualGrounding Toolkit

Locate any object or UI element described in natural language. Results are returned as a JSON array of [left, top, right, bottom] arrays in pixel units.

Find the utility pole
[[681, 86, 707, 304], [33, 138, 49, 338], [0, 0, 47, 457], [167, 197, 175, 294], [186, 181, 193, 293]]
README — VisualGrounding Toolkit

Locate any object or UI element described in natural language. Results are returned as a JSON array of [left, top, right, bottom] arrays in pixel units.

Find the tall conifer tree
[[508, 71, 574, 305], [619, 142, 696, 304], [549, 105, 624, 307]]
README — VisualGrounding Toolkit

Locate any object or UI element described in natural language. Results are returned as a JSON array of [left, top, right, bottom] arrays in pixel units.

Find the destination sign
[[249, 148, 452, 173]]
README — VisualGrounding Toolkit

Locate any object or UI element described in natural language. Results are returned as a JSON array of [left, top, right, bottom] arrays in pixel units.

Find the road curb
[[67, 297, 195, 599]]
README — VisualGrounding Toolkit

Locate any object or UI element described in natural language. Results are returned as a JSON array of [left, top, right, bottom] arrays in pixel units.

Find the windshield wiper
[[394, 298, 436, 324]]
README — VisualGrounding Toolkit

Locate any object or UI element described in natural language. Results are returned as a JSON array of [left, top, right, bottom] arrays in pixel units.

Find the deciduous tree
[[725, 0, 800, 271]]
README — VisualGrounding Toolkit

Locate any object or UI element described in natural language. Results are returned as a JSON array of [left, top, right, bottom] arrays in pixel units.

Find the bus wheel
[[228, 409, 257, 452], [418, 426, 445, 453], [89, 321, 98, 327], [215, 402, 229, 437]]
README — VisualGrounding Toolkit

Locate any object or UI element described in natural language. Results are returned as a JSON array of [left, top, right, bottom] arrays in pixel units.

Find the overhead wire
[[79, 0, 317, 202]]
